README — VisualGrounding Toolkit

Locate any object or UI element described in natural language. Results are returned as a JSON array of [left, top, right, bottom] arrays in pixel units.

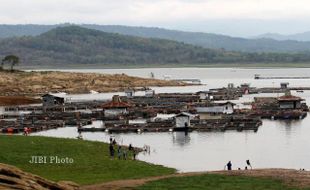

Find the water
[[31, 68, 310, 172]]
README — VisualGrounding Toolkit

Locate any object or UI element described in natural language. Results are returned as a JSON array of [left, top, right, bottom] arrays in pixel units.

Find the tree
[[2, 55, 19, 72], [0, 59, 4, 70]]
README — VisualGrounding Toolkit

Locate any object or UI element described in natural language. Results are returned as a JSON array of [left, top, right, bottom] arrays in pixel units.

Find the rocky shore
[[0, 70, 185, 97], [0, 163, 79, 190]]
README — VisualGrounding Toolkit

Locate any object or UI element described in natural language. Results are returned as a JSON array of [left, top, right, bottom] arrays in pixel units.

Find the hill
[[0, 25, 235, 66], [85, 25, 310, 53], [1, 24, 310, 53], [2, 25, 310, 67], [254, 32, 310, 42]]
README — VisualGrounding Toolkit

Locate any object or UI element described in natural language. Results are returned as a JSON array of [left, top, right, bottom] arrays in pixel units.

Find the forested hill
[[1, 26, 310, 67], [2, 24, 310, 53], [254, 32, 310, 42], [84, 25, 310, 53]]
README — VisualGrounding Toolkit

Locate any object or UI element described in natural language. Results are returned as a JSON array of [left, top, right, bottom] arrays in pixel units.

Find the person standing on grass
[[23, 127, 27, 136], [109, 143, 114, 159], [129, 144, 133, 151], [117, 146, 122, 160], [133, 148, 137, 160], [123, 149, 127, 160], [225, 161, 232, 171], [23, 127, 29, 136]]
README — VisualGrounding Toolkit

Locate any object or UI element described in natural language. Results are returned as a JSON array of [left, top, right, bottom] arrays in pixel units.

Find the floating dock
[[255, 74, 310, 80], [171, 79, 202, 85]]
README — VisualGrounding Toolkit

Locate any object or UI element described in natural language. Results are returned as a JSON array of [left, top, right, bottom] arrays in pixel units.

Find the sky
[[1, 0, 310, 37]]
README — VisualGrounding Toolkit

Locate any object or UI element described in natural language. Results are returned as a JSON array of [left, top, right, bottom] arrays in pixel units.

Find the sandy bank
[[0, 70, 185, 96]]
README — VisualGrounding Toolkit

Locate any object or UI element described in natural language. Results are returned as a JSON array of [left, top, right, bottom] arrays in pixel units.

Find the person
[[245, 166, 248, 170], [123, 149, 127, 160], [133, 148, 137, 160], [112, 139, 117, 145], [246, 160, 252, 169], [117, 146, 122, 160], [23, 127, 29, 136], [129, 144, 133, 151], [109, 137, 113, 144], [77, 131, 83, 140], [109, 144, 114, 159], [225, 161, 232, 171]]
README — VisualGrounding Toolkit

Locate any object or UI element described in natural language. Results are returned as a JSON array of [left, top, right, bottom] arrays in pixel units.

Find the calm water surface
[[32, 68, 310, 172]]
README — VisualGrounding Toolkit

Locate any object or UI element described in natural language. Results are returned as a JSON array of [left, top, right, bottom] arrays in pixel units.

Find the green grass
[[0, 135, 175, 185], [136, 174, 310, 190]]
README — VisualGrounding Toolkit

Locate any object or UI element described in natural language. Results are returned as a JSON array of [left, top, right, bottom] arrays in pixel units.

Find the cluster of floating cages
[[1, 85, 309, 134], [0, 120, 65, 134]]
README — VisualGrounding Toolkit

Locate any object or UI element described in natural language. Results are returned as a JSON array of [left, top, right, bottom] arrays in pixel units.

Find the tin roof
[[175, 112, 195, 118], [277, 95, 303, 101], [102, 101, 131, 108], [102, 95, 132, 108], [42, 93, 66, 99], [194, 101, 236, 107]]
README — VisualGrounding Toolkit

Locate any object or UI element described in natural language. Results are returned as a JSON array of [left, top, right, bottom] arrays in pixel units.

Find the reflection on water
[[30, 68, 310, 172], [172, 132, 191, 147]]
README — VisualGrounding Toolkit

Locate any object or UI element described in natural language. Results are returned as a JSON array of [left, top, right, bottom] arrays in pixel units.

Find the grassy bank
[[136, 174, 310, 190], [0, 135, 175, 185], [2, 135, 310, 189]]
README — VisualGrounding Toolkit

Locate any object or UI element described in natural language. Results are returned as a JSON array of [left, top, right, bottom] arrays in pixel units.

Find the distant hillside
[[1, 24, 310, 53], [0, 24, 55, 38], [254, 32, 310, 42], [1, 26, 310, 67], [85, 25, 310, 53]]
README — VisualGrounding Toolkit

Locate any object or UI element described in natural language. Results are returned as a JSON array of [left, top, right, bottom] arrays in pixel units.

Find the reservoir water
[[32, 68, 310, 172]]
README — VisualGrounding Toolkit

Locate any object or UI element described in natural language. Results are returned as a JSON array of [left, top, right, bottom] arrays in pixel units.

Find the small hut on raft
[[102, 95, 132, 116]]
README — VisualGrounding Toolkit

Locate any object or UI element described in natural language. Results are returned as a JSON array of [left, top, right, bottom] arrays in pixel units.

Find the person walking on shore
[[225, 161, 232, 171], [246, 160, 252, 169]]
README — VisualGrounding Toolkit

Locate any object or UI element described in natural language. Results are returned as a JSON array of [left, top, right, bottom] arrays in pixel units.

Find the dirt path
[[81, 172, 205, 190], [214, 169, 310, 188], [81, 169, 310, 190]]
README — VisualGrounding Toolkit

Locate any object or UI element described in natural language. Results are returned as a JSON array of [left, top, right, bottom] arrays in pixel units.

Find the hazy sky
[[1, 0, 310, 36]]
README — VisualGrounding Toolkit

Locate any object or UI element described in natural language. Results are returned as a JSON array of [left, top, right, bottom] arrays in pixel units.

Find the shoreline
[[1, 134, 310, 189], [18, 63, 310, 70], [0, 70, 186, 97], [83, 169, 310, 190]]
